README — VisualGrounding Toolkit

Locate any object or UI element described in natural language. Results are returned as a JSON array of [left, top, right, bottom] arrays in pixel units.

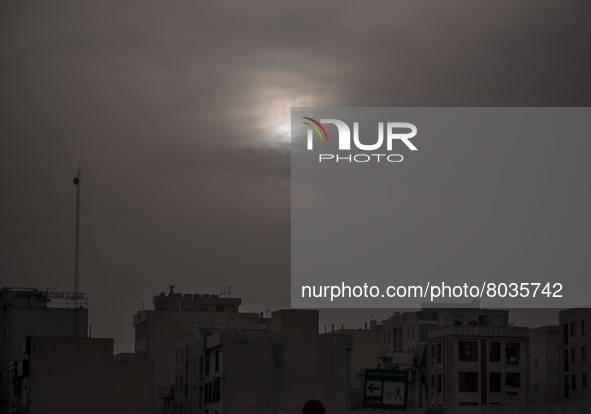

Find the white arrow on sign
[[366, 380, 382, 395]]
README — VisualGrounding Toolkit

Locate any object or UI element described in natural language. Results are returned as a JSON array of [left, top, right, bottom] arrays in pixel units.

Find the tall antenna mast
[[73, 166, 81, 335]]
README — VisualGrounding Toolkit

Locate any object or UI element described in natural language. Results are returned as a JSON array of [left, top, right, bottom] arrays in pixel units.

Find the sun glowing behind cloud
[[234, 67, 335, 148]]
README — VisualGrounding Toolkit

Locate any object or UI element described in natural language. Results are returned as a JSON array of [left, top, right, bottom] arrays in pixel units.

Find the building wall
[[559, 308, 591, 401], [7, 308, 88, 362], [21, 338, 152, 414], [219, 333, 284, 413], [330, 328, 382, 391], [152, 290, 241, 313], [529, 326, 560, 403]]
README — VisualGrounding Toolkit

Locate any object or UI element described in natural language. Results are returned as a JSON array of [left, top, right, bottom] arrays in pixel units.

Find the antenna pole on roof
[[73, 166, 81, 336]]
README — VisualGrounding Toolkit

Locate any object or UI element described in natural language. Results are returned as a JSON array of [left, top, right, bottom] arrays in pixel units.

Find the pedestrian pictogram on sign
[[363, 369, 408, 410], [383, 381, 405, 406]]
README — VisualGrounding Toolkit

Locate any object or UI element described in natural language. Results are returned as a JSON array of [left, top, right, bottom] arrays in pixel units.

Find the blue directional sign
[[363, 369, 408, 410]]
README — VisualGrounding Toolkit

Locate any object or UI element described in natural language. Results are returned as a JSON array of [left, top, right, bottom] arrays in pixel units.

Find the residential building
[[0, 287, 88, 413], [161, 309, 352, 414], [133, 287, 269, 412], [426, 325, 529, 406], [378, 306, 511, 408], [559, 308, 591, 401]]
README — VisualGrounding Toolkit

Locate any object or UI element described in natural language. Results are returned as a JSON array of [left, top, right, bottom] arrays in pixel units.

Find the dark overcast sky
[[1, 1, 590, 352]]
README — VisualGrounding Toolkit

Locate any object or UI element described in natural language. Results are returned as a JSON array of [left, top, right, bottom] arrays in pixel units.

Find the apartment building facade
[[161, 310, 352, 414], [133, 287, 269, 412], [559, 308, 591, 401], [426, 325, 529, 407]]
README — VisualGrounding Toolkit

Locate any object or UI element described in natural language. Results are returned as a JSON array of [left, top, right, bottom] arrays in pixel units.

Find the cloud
[[1, 0, 590, 351]]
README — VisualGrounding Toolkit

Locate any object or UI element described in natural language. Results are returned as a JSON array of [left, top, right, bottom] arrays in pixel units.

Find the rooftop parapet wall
[[428, 325, 529, 340]]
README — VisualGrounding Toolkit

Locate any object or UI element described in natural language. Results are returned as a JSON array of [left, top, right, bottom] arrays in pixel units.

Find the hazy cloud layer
[[1, 0, 590, 350]]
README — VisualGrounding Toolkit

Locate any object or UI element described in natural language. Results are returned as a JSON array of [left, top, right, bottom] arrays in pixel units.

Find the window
[[535, 382, 539, 394], [534, 357, 539, 370], [583, 346, 587, 362], [490, 342, 501, 363], [564, 375, 570, 399], [505, 373, 520, 393], [505, 343, 520, 365], [437, 343, 442, 364], [564, 324, 569, 345], [582, 320, 587, 335], [583, 373, 588, 389], [572, 374, 577, 390], [437, 374, 442, 394], [459, 342, 478, 361], [490, 373, 501, 393], [215, 350, 220, 373], [571, 322, 576, 337], [419, 324, 430, 342], [479, 315, 506, 327], [204, 382, 211, 404], [564, 349, 569, 372], [213, 377, 221, 402], [431, 345, 435, 361], [459, 372, 478, 392], [572, 348, 576, 364]]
